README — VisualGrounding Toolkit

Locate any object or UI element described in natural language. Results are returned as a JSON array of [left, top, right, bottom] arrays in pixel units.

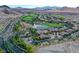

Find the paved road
[[0, 18, 19, 40], [0, 15, 26, 52]]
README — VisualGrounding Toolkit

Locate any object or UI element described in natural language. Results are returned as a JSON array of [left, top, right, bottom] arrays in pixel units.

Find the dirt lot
[[36, 40, 79, 53]]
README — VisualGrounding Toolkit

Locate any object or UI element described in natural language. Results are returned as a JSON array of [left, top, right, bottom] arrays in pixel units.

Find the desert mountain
[[46, 7, 79, 14]]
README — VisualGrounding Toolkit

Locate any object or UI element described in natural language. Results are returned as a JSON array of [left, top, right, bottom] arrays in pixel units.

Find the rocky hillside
[[46, 7, 79, 14]]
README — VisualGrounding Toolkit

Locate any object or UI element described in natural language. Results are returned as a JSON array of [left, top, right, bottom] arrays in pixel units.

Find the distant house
[[49, 28, 59, 32], [37, 30, 48, 34], [39, 34, 50, 39], [66, 29, 74, 33], [33, 24, 47, 30], [60, 32, 67, 35]]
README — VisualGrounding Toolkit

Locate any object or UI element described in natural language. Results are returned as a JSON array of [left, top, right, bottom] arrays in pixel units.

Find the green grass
[[43, 22, 64, 28], [21, 16, 33, 21], [21, 14, 38, 22]]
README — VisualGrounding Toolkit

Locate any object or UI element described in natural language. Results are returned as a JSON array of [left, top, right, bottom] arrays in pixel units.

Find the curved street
[[0, 16, 25, 52]]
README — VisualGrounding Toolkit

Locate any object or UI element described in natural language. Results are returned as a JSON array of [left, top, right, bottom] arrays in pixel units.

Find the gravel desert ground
[[37, 40, 79, 53]]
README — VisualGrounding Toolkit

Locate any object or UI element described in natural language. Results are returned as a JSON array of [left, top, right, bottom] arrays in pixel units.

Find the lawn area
[[43, 22, 64, 28], [21, 14, 38, 22], [21, 16, 34, 22]]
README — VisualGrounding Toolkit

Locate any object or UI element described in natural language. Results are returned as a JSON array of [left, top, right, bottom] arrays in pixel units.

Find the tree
[[13, 21, 21, 32], [32, 36, 41, 41], [0, 48, 4, 53], [58, 16, 65, 20], [3, 41, 14, 53], [29, 28, 37, 36], [11, 34, 36, 53]]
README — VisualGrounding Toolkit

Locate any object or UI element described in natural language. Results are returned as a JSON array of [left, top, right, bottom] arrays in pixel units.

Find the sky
[[0, 0, 79, 8]]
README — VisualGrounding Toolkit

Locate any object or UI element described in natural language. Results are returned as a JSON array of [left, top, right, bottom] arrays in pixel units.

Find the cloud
[[0, 0, 79, 7]]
